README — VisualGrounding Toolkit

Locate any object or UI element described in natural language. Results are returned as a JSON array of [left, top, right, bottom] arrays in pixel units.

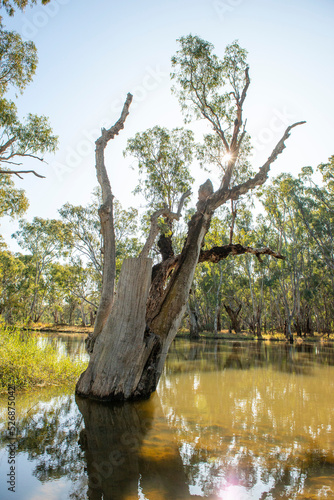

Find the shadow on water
[[76, 394, 211, 500]]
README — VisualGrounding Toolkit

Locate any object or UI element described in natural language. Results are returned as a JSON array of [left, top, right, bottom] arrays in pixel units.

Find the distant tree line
[[1, 155, 334, 337]]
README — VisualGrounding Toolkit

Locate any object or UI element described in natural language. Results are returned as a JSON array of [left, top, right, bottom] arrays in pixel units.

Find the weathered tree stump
[[76, 258, 161, 401]]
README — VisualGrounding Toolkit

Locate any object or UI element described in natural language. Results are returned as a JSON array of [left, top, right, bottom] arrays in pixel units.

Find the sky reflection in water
[[0, 339, 333, 499]]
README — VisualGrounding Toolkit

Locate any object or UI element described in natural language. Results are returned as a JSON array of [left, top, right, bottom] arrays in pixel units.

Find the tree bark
[[87, 93, 133, 351], [76, 258, 161, 400]]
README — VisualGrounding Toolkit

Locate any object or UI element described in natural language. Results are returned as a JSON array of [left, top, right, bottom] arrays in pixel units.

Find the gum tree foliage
[[124, 126, 195, 260], [0, 25, 58, 178], [12, 217, 67, 321], [0, 0, 50, 17], [0, 29, 35, 219], [0, 173, 28, 217], [125, 126, 195, 212], [76, 36, 304, 401], [295, 156, 334, 270]]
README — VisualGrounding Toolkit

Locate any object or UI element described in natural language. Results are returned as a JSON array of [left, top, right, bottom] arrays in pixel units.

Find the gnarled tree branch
[[0, 169, 45, 178], [87, 93, 133, 351], [199, 243, 285, 263], [139, 189, 191, 259], [207, 121, 306, 211]]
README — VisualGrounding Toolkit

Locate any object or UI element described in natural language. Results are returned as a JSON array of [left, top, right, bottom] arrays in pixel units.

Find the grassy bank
[[20, 322, 93, 334], [176, 328, 334, 342], [0, 327, 88, 393]]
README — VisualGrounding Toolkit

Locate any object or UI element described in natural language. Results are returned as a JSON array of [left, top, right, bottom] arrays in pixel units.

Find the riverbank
[[21, 323, 93, 334], [19, 323, 334, 342]]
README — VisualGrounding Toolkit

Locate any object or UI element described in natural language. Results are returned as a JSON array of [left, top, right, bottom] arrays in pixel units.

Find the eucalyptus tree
[[288, 159, 334, 333], [0, 25, 57, 178], [59, 201, 102, 275], [125, 126, 195, 213], [12, 217, 67, 321], [259, 175, 306, 339], [76, 36, 304, 402], [113, 199, 141, 275], [0, 249, 25, 322], [59, 195, 140, 283], [0, 173, 28, 217], [48, 261, 100, 326], [125, 126, 194, 270], [0, 0, 50, 16], [296, 158, 334, 272]]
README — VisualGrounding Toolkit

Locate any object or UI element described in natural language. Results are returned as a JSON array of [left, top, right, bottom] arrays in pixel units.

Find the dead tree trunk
[[85, 94, 133, 351], [76, 93, 304, 401], [76, 258, 161, 400]]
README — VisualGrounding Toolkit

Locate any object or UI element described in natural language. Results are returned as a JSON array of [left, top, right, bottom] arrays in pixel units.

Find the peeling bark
[[77, 258, 160, 400]]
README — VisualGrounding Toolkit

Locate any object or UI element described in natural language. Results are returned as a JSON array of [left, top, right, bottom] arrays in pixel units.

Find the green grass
[[0, 326, 88, 392]]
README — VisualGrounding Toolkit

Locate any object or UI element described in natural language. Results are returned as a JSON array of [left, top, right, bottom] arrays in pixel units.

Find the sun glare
[[218, 485, 245, 500], [222, 152, 233, 163]]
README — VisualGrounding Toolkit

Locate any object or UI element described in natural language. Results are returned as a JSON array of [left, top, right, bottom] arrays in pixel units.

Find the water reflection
[[160, 341, 334, 499], [76, 395, 207, 500], [0, 340, 333, 499], [37, 332, 89, 362], [0, 388, 87, 499], [165, 340, 334, 376]]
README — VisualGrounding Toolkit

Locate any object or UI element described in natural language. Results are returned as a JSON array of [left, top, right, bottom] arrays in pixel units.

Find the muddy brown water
[[0, 338, 333, 499]]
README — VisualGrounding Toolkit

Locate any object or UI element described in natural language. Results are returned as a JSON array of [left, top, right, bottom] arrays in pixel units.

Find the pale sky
[[2, 0, 334, 250]]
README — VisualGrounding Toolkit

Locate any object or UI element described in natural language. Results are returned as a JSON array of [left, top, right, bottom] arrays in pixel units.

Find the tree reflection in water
[[76, 394, 210, 500], [0, 340, 333, 499]]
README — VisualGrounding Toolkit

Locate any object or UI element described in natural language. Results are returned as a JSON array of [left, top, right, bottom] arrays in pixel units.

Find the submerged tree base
[[76, 258, 165, 401]]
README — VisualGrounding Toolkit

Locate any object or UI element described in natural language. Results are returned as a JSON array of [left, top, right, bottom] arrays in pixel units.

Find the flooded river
[[0, 338, 333, 499]]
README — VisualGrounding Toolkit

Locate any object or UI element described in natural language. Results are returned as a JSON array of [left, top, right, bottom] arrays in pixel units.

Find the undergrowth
[[0, 326, 87, 392]]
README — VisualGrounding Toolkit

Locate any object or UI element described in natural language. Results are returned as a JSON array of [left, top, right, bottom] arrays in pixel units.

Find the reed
[[0, 326, 87, 392]]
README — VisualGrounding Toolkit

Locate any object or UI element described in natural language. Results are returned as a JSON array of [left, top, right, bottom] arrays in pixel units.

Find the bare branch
[[92, 93, 133, 342], [229, 121, 306, 201], [139, 208, 167, 259], [0, 169, 45, 178], [68, 288, 98, 309], [207, 121, 306, 211], [95, 92, 133, 205], [96, 92, 133, 149], [176, 188, 191, 216]]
